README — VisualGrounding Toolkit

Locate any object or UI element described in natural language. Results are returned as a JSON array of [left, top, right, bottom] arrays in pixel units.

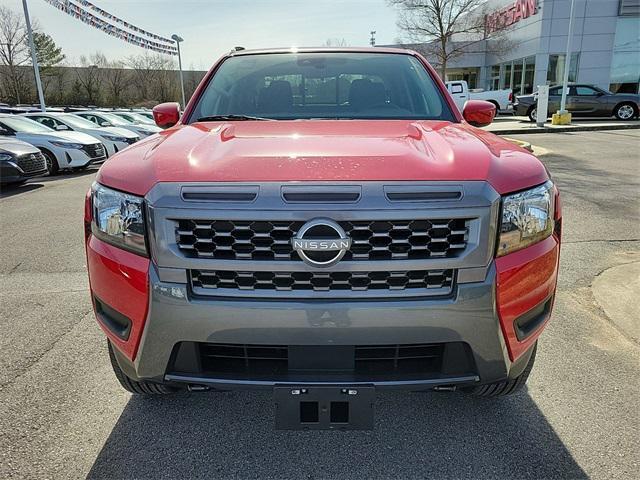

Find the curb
[[490, 123, 640, 135], [503, 138, 533, 152]]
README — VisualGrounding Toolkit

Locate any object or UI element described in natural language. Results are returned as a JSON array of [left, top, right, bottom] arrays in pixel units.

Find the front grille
[[354, 344, 445, 376], [176, 219, 468, 261], [82, 143, 106, 159], [15, 152, 46, 174], [192, 343, 459, 379], [191, 269, 454, 292]]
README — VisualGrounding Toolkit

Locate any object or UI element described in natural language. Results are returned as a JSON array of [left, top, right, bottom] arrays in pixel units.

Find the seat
[[257, 80, 293, 113], [348, 79, 387, 111]]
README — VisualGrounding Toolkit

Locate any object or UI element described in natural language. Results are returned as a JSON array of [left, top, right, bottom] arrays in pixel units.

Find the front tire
[[41, 149, 59, 175], [466, 343, 537, 397], [614, 102, 637, 120], [108, 341, 178, 395]]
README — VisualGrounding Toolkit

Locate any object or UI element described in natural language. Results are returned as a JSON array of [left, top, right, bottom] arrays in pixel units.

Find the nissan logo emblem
[[291, 218, 352, 267]]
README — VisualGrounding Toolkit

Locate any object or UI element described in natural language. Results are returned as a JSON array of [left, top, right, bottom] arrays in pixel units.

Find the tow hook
[[434, 385, 457, 392], [188, 384, 210, 392]]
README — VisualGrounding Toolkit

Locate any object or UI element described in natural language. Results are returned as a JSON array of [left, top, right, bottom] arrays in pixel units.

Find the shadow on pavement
[[87, 390, 586, 479], [0, 182, 44, 198], [0, 168, 98, 198], [37, 168, 99, 183]]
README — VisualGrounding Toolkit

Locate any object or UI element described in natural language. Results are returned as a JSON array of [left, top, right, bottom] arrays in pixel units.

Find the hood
[[97, 120, 548, 196], [0, 138, 40, 156], [21, 130, 101, 145], [99, 126, 138, 138], [135, 124, 162, 134]]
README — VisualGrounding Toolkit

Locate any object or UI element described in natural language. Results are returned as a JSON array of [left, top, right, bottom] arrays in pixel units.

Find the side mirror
[[462, 100, 496, 127], [153, 102, 180, 128], [56, 124, 69, 131], [100, 121, 111, 127]]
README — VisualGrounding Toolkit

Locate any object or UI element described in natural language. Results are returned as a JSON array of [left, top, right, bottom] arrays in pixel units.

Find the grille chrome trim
[[147, 181, 501, 290], [191, 268, 454, 298], [175, 218, 469, 261], [15, 152, 46, 175]]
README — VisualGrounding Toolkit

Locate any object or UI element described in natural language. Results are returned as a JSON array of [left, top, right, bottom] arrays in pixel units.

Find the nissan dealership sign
[[485, 0, 539, 34]]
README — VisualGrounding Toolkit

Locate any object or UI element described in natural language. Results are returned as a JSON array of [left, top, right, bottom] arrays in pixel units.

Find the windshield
[[128, 112, 154, 124], [0, 116, 54, 133], [96, 112, 133, 126], [189, 52, 454, 122], [60, 114, 100, 129]]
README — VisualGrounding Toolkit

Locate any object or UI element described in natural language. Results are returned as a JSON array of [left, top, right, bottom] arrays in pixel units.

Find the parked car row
[[0, 108, 162, 185], [515, 84, 640, 121]]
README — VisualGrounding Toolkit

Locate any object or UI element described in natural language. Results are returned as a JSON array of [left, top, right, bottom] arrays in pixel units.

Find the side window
[[450, 83, 464, 94], [575, 86, 598, 96], [36, 116, 58, 130], [548, 87, 560, 96]]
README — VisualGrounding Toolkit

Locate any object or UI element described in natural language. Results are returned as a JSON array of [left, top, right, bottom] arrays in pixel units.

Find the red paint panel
[[86, 236, 150, 360], [95, 48, 547, 197], [495, 235, 560, 361]]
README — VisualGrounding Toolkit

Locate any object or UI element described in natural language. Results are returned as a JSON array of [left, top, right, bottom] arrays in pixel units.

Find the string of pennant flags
[[75, 0, 175, 44], [41, 0, 178, 55]]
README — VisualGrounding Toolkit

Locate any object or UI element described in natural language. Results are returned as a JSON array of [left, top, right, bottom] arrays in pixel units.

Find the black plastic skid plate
[[275, 386, 375, 430]]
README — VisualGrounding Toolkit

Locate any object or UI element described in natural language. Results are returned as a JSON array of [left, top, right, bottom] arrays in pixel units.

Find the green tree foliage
[[33, 32, 65, 72]]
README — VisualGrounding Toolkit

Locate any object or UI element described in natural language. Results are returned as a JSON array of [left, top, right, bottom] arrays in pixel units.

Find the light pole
[[172, 34, 186, 109], [22, 0, 46, 111], [554, 0, 575, 125]]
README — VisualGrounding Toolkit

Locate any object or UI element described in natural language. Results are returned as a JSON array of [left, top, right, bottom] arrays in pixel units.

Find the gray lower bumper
[[125, 264, 514, 388]]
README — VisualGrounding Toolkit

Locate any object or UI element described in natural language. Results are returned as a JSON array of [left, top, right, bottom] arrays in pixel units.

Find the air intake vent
[[181, 186, 258, 203], [384, 185, 463, 202], [281, 185, 361, 203]]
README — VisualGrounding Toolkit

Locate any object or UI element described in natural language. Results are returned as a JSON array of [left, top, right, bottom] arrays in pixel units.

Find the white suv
[[0, 114, 106, 175], [76, 111, 161, 138], [24, 112, 139, 157]]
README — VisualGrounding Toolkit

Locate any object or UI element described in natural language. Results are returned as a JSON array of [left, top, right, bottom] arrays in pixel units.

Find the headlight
[[50, 140, 84, 149], [497, 181, 555, 257], [91, 183, 148, 256], [0, 153, 14, 161], [101, 134, 128, 143]]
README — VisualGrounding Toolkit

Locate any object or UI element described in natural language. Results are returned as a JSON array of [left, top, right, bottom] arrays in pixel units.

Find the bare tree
[[127, 53, 177, 104], [0, 5, 30, 103], [103, 59, 128, 106], [323, 38, 349, 47], [75, 54, 105, 105], [389, 0, 509, 80]]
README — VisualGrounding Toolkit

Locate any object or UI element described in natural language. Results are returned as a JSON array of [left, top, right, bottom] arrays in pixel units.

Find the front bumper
[[87, 234, 559, 390], [85, 180, 560, 391], [0, 160, 47, 184]]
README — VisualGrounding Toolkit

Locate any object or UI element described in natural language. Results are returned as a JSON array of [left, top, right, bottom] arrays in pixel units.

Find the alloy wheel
[[617, 104, 635, 120]]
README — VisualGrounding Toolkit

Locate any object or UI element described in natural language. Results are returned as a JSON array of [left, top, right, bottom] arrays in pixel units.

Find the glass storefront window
[[490, 65, 500, 90], [513, 60, 524, 95], [523, 56, 536, 94], [609, 17, 640, 94], [547, 54, 580, 85], [501, 63, 512, 89]]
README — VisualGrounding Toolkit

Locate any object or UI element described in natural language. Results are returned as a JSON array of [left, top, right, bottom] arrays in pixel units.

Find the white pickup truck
[[446, 80, 513, 114]]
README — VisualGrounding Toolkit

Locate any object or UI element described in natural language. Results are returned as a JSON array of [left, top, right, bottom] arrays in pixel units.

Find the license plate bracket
[[274, 385, 375, 430]]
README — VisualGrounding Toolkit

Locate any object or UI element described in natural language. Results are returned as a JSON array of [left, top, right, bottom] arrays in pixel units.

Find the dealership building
[[404, 0, 640, 94]]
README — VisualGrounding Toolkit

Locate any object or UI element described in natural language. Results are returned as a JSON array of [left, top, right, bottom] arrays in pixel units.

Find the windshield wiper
[[196, 115, 273, 122]]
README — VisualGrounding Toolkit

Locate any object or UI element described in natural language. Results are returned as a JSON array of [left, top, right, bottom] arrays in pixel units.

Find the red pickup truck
[[84, 47, 561, 430]]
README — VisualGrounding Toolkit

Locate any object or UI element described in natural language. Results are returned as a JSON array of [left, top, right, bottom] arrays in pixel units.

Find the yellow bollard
[[551, 111, 572, 125]]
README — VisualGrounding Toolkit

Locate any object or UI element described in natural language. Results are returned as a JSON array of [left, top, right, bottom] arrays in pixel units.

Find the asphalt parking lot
[[1, 130, 638, 480]]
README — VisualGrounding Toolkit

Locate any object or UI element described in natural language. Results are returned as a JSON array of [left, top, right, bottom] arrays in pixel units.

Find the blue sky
[[4, 0, 401, 70]]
